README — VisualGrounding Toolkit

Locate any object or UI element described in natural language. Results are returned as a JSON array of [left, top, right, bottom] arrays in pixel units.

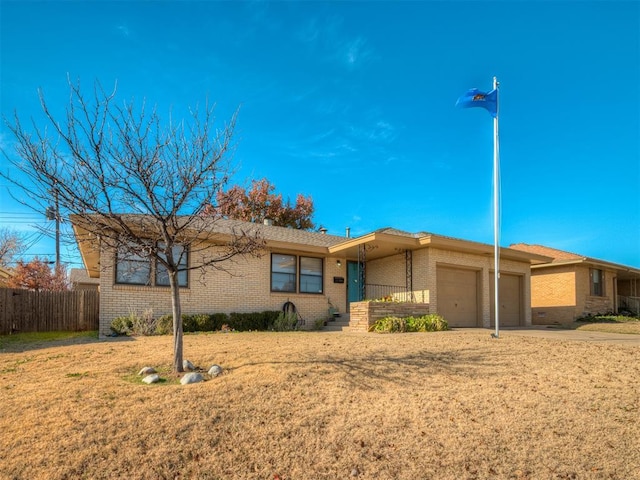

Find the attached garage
[[436, 266, 480, 327], [490, 272, 523, 327]]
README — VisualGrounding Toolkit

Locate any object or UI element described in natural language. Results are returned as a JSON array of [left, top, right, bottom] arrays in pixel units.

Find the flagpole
[[493, 76, 500, 339]]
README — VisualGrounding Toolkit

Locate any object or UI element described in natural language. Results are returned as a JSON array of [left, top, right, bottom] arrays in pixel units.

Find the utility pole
[[46, 186, 60, 268]]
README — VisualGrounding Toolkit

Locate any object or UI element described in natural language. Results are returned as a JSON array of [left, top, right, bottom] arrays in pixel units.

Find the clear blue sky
[[1, 1, 639, 268]]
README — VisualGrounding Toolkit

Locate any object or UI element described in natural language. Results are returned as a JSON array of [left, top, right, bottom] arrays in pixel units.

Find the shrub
[[111, 309, 158, 336], [229, 311, 281, 331], [130, 309, 157, 336], [262, 310, 282, 329], [576, 314, 639, 323], [110, 314, 134, 335], [312, 317, 327, 331], [155, 315, 173, 335], [208, 313, 230, 331], [369, 314, 448, 333], [181, 314, 198, 333], [271, 312, 299, 331], [407, 314, 448, 332], [369, 316, 407, 333], [144, 310, 282, 333]]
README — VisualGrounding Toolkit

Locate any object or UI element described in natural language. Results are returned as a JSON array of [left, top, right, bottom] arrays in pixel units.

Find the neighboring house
[[510, 244, 640, 324], [71, 216, 549, 337], [69, 268, 100, 291], [0, 266, 14, 287]]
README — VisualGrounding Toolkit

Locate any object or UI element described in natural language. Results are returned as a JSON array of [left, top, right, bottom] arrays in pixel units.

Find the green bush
[[208, 313, 230, 331], [228, 310, 281, 331], [111, 309, 158, 336], [271, 312, 299, 331], [312, 317, 327, 330], [156, 315, 173, 335], [181, 314, 197, 333], [110, 314, 134, 335], [407, 314, 448, 332], [141, 310, 284, 334], [156, 313, 229, 333], [369, 314, 448, 333], [576, 314, 639, 323], [369, 316, 407, 333]]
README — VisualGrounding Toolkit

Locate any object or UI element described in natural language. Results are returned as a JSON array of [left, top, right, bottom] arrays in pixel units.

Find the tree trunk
[[169, 271, 184, 373]]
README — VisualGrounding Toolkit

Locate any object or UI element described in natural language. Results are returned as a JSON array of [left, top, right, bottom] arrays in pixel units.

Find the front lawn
[[1, 330, 638, 479]]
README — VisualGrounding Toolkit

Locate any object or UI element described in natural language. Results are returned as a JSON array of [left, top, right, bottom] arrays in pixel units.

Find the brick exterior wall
[[365, 247, 532, 328], [529, 264, 615, 324], [98, 244, 347, 336], [98, 241, 535, 335], [529, 264, 577, 325], [366, 253, 406, 288], [576, 266, 614, 317], [366, 251, 429, 303]]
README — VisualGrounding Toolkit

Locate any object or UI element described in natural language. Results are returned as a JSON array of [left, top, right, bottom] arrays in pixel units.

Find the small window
[[115, 249, 151, 285], [300, 256, 323, 294], [590, 268, 604, 296], [271, 254, 296, 292], [156, 245, 188, 287]]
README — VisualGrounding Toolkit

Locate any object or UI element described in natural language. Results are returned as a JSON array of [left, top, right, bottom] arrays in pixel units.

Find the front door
[[347, 261, 363, 312]]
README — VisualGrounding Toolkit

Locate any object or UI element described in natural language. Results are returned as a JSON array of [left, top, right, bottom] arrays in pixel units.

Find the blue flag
[[456, 88, 498, 118]]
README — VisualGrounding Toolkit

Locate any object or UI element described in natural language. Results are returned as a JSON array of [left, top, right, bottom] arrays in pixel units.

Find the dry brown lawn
[[1, 330, 638, 480]]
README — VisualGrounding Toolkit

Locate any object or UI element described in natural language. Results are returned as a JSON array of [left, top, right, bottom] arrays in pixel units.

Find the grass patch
[[577, 314, 639, 323], [0, 330, 98, 350], [573, 314, 640, 335]]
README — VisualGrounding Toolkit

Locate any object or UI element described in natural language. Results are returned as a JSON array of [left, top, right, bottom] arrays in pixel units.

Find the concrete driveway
[[491, 326, 640, 346]]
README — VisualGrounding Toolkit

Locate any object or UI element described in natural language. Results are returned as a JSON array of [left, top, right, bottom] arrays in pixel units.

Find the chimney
[[319, 227, 328, 234], [345, 227, 351, 238], [263, 219, 273, 226]]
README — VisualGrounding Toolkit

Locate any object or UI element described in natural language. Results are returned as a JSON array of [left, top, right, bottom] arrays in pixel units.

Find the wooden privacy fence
[[0, 288, 99, 334]]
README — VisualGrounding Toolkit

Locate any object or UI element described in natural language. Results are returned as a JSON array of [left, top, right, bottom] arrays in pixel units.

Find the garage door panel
[[490, 273, 522, 327], [437, 267, 479, 327]]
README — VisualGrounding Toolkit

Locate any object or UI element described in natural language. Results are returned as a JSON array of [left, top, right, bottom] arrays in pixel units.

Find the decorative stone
[[208, 365, 223, 377], [183, 360, 196, 371], [180, 372, 204, 385], [138, 366, 156, 376], [142, 374, 160, 384]]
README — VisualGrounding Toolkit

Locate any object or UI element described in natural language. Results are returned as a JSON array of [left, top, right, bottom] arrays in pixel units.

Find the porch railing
[[365, 284, 411, 302], [618, 295, 640, 316]]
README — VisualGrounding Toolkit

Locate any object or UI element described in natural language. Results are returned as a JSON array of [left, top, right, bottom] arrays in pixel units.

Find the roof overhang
[[329, 231, 418, 260], [72, 221, 101, 278], [418, 234, 552, 264], [532, 257, 640, 280], [330, 231, 552, 264], [70, 214, 338, 278]]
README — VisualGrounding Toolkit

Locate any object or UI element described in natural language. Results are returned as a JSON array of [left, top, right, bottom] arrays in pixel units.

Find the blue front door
[[347, 261, 363, 311]]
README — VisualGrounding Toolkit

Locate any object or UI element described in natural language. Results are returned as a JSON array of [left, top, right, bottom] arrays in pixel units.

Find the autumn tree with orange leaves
[[8, 257, 69, 291], [213, 178, 315, 230]]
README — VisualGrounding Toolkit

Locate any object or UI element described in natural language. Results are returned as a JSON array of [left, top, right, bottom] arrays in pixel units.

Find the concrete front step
[[323, 325, 351, 332], [323, 315, 351, 332]]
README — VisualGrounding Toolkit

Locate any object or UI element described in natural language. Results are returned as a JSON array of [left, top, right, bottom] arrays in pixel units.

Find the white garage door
[[436, 266, 480, 327]]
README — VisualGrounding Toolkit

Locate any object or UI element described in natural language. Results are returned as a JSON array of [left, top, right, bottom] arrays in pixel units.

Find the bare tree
[[0, 228, 26, 267], [2, 79, 263, 372]]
